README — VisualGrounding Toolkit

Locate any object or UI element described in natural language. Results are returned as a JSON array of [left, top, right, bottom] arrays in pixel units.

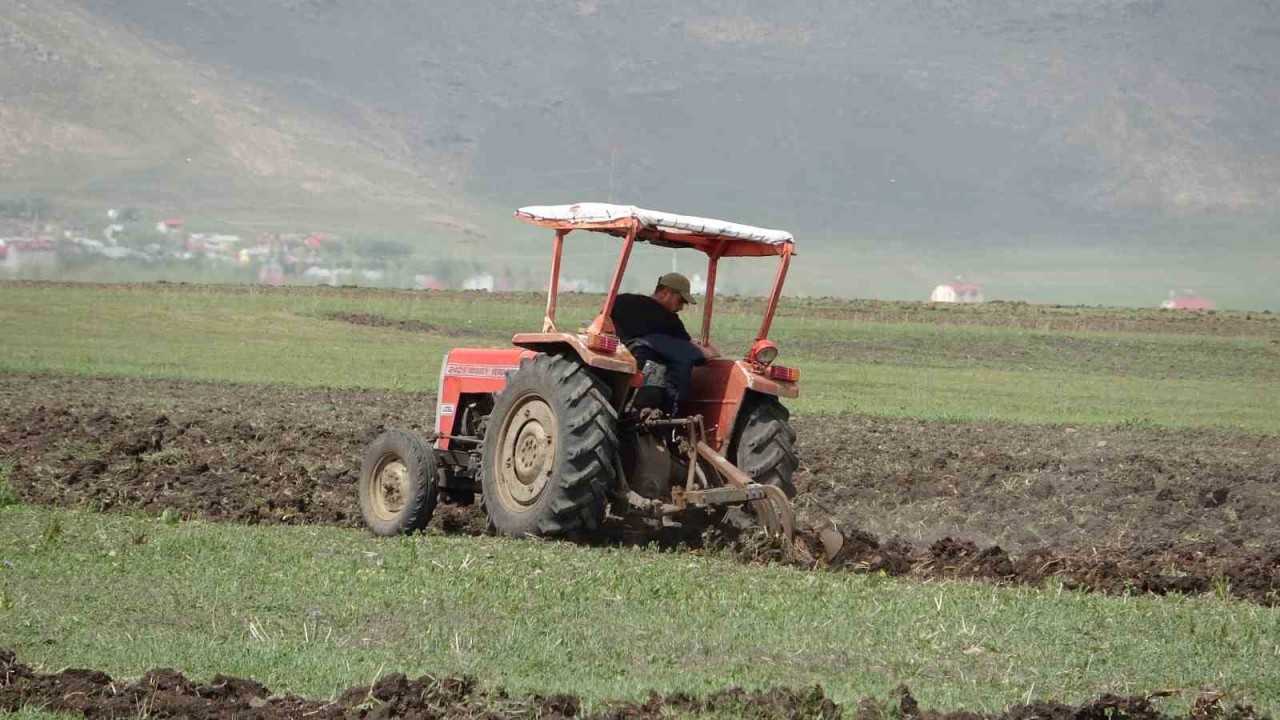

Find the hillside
[[2, 0, 1278, 306], [0, 0, 495, 239]]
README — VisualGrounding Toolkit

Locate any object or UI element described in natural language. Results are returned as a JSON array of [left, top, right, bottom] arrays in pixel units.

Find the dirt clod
[[6, 649, 1266, 719]]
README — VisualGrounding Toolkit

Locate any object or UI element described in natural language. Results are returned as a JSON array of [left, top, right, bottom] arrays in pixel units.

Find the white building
[[462, 273, 495, 291], [930, 281, 984, 303]]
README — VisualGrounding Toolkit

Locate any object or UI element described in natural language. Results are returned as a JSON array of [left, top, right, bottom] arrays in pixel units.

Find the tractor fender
[[738, 364, 799, 400], [512, 332, 638, 407], [512, 332, 637, 374], [683, 360, 798, 451]]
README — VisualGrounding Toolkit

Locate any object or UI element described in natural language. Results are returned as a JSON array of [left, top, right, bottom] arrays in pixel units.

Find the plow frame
[[621, 413, 795, 540]]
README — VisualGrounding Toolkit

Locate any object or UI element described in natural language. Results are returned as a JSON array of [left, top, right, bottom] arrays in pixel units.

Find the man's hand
[[696, 340, 721, 359]]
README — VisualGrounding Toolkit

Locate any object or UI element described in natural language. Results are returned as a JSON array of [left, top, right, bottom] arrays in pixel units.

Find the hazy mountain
[[0, 0, 493, 237], [3, 0, 1278, 307]]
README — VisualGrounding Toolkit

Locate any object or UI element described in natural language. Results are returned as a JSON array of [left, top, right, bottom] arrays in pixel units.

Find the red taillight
[[586, 333, 619, 354], [767, 365, 800, 383]]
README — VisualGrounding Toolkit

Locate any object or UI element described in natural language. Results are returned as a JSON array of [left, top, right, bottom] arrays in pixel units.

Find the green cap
[[658, 272, 696, 305]]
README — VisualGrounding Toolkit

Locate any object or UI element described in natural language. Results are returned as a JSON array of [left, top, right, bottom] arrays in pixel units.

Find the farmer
[[610, 272, 718, 409]]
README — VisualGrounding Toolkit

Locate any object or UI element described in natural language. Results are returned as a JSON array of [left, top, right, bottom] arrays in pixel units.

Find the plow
[[358, 202, 840, 559], [618, 410, 795, 539]]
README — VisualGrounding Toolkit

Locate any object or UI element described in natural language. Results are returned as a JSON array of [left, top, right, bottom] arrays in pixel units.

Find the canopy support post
[[590, 220, 639, 335], [543, 229, 567, 332], [700, 240, 725, 345], [756, 244, 792, 341]]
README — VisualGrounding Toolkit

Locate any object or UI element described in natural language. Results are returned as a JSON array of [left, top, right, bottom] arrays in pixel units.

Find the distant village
[[0, 205, 1216, 310], [0, 207, 563, 293], [928, 279, 1215, 310]]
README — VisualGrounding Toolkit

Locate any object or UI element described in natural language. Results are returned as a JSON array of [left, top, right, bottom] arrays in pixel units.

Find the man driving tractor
[[611, 272, 718, 410]]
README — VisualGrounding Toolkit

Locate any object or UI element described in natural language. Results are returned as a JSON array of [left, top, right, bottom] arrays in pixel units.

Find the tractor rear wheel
[[358, 429, 439, 536], [731, 396, 799, 499], [481, 354, 618, 537]]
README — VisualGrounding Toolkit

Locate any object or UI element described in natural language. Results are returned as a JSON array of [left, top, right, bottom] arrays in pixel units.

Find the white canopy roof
[[516, 203, 794, 246]]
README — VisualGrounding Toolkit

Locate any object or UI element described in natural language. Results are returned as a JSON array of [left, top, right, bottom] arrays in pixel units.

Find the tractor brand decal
[[445, 364, 515, 378], [439, 403, 456, 416]]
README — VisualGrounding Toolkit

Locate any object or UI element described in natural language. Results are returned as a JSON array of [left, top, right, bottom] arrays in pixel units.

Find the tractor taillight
[[587, 333, 619, 354], [768, 365, 801, 383]]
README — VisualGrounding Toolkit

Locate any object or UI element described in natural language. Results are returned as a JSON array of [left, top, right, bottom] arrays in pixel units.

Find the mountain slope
[[3, 0, 1278, 306], [60, 2, 1280, 231], [0, 0, 489, 237]]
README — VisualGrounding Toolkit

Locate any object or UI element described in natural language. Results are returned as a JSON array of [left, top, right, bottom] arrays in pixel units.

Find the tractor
[[357, 203, 804, 544]]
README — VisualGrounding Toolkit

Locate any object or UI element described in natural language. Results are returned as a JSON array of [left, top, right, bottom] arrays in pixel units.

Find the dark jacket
[[610, 293, 691, 342]]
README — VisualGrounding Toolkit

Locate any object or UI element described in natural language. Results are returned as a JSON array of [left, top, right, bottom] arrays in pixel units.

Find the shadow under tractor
[[358, 202, 824, 549]]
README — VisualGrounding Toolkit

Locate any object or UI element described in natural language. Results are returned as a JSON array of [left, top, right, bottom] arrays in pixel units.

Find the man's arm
[[663, 313, 691, 342]]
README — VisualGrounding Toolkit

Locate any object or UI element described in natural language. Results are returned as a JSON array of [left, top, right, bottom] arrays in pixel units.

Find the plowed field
[[3, 372, 1276, 604], [1, 648, 1264, 720]]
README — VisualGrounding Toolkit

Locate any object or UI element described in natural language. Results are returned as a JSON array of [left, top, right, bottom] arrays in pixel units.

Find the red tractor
[[358, 203, 801, 542]]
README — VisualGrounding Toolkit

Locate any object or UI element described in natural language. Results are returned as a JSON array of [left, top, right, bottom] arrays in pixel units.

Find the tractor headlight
[[750, 340, 779, 366]]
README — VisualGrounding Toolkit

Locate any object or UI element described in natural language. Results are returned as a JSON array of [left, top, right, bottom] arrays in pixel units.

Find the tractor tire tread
[[358, 428, 438, 536], [484, 354, 618, 537], [732, 396, 799, 499]]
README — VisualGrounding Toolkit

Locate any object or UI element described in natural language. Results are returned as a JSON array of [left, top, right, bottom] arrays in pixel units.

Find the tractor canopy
[[515, 203, 794, 258], [513, 201, 798, 410]]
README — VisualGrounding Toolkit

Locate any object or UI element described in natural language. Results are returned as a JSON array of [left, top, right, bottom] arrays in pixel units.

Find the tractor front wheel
[[358, 428, 439, 536], [731, 396, 799, 499], [481, 354, 618, 537]]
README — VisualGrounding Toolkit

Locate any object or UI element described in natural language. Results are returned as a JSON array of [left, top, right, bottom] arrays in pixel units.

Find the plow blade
[[818, 526, 845, 561], [692, 442, 796, 541], [751, 484, 795, 540]]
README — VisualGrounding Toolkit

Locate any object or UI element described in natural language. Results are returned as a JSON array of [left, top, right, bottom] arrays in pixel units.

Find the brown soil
[[325, 311, 493, 337], [2, 372, 1277, 603], [1, 648, 1266, 720], [795, 416, 1280, 552], [789, 415, 1280, 604], [327, 310, 443, 333]]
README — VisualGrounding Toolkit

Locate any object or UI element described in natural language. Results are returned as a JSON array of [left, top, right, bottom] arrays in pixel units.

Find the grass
[[2, 506, 1278, 714], [1, 283, 1276, 432], [774, 320, 1280, 382], [0, 460, 17, 509], [57, 441, 103, 464]]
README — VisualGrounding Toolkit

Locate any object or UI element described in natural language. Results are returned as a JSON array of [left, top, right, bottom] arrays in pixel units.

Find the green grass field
[[3, 507, 1278, 713], [2, 282, 1279, 716], [1, 284, 1276, 432]]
